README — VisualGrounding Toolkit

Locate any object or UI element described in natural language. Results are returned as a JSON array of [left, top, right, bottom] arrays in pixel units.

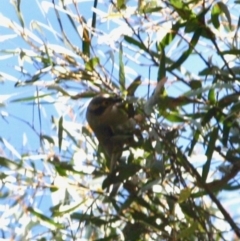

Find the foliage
[[0, 0, 240, 240]]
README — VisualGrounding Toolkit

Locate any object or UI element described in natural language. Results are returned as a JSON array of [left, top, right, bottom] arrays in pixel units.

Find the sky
[[0, 0, 240, 239]]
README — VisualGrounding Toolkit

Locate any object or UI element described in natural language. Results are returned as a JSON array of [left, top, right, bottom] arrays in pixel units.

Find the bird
[[86, 94, 134, 171], [86, 94, 145, 197]]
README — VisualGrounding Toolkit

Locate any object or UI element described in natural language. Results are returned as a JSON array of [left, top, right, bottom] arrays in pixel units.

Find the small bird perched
[[86, 94, 144, 197], [86, 94, 134, 170]]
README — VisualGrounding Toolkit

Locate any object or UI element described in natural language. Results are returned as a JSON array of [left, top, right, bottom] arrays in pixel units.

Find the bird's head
[[86, 94, 129, 131]]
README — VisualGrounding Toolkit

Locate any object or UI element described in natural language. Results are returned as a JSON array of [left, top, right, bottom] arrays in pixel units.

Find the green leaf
[[85, 57, 100, 71], [178, 187, 192, 203], [82, 24, 90, 57], [159, 22, 180, 48], [211, 3, 221, 29], [190, 80, 202, 89], [184, 83, 233, 98], [52, 201, 83, 217], [150, 160, 165, 178], [63, 3, 84, 44], [12, 0, 25, 28], [142, 6, 162, 14], [102, 163, 140, 189], [222, 119, 231, 147], [41, 135, 55, 145], [218, 2, 231, 29], [164, 112, 186, 122], [202, 127, 218, 181], [188, 130, 200, 156], [208, 89, 215, 104], [169, 0, 194, 20], [185, 17, 199, 33], [119, 43, 125, 89], [117, 0, 126, 9], [71, 213, 108, 226], [91, 0, 98, 31], [127, 75, 141, 96], [219, 93, 240, 108], [170, 0, 183, 9], [221, 49, 240, 55], [0, 156, 19, 169], [27, 207, 63, 228], [211, 2, 231, 29], [58, 116, 63, 152], [179, 222, 198, 238], [168, 29, 201, 71], [189, 80, 202, 98], [11, 93, 51, 103], [124, 35, 146, 51], [158, 44, 166, 80], [201, 108, 217, 126]]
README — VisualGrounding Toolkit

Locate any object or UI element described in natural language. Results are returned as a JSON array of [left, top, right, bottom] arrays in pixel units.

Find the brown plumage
[[86, 94, 133, 170]]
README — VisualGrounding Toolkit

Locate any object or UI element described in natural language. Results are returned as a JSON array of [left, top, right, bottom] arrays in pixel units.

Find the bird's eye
[[102, 100, 109, 106]]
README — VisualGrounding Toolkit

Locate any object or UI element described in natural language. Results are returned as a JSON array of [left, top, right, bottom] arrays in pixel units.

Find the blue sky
[[0, 0, 240, 239]]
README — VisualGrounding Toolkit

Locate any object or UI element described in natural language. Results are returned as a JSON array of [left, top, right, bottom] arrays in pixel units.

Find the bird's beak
[[106, 95, 123, 104]]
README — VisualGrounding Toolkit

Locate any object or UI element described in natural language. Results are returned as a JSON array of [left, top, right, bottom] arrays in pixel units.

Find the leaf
[[208, 88, 215, 104], [127, 75, 141, 96], [202, 127, 218, 181], [222, 119, 231, 147], [158, 96, 195, 111], [62, 3, 83, 43], [158, 43, 166, 80], [85, 57, 100, 71], [230, 101, 240, 113], [188, 130, 200, 156], [117, 0, 126, 9], [82, 22, 90, 57], [159, 22, 180, 47], [12, 0, 25, 28], [217, 2, 231, 29], [178, 187, 192, 203], [211, 3, 221, 29], [221, 49, 240, 55], [102, 163, 140, 189], [124, 35, 146, 51], [164, 112, 186, 122], [150, 160, 165, 178], [219, 93, 240, 108], [201, 108, 217, 126], [122, 222, 147, 240], [211, 2, 232, 30], [169, 0, 194, 20], [190, 80, 202, 88], [185, 17, 199, 33], [140, 178, 162, 193], [0, 156, 19, 169], [58, 116, 63, 152], [46, 85, 70, 97], [197, 7, 215, 40], [179, 222, 198, 238], [168, 29, 201, 71], [119, 43, 125, 89], [184, 83, 233, 98], [41, 135, 55, 145], [11, 93, 51, 103], [71, 213, 108, 226], [27, 207, 63, 228], [189, 80, 202, 98], [142, 6, 162, 14], [51, 201, 84, 217]]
